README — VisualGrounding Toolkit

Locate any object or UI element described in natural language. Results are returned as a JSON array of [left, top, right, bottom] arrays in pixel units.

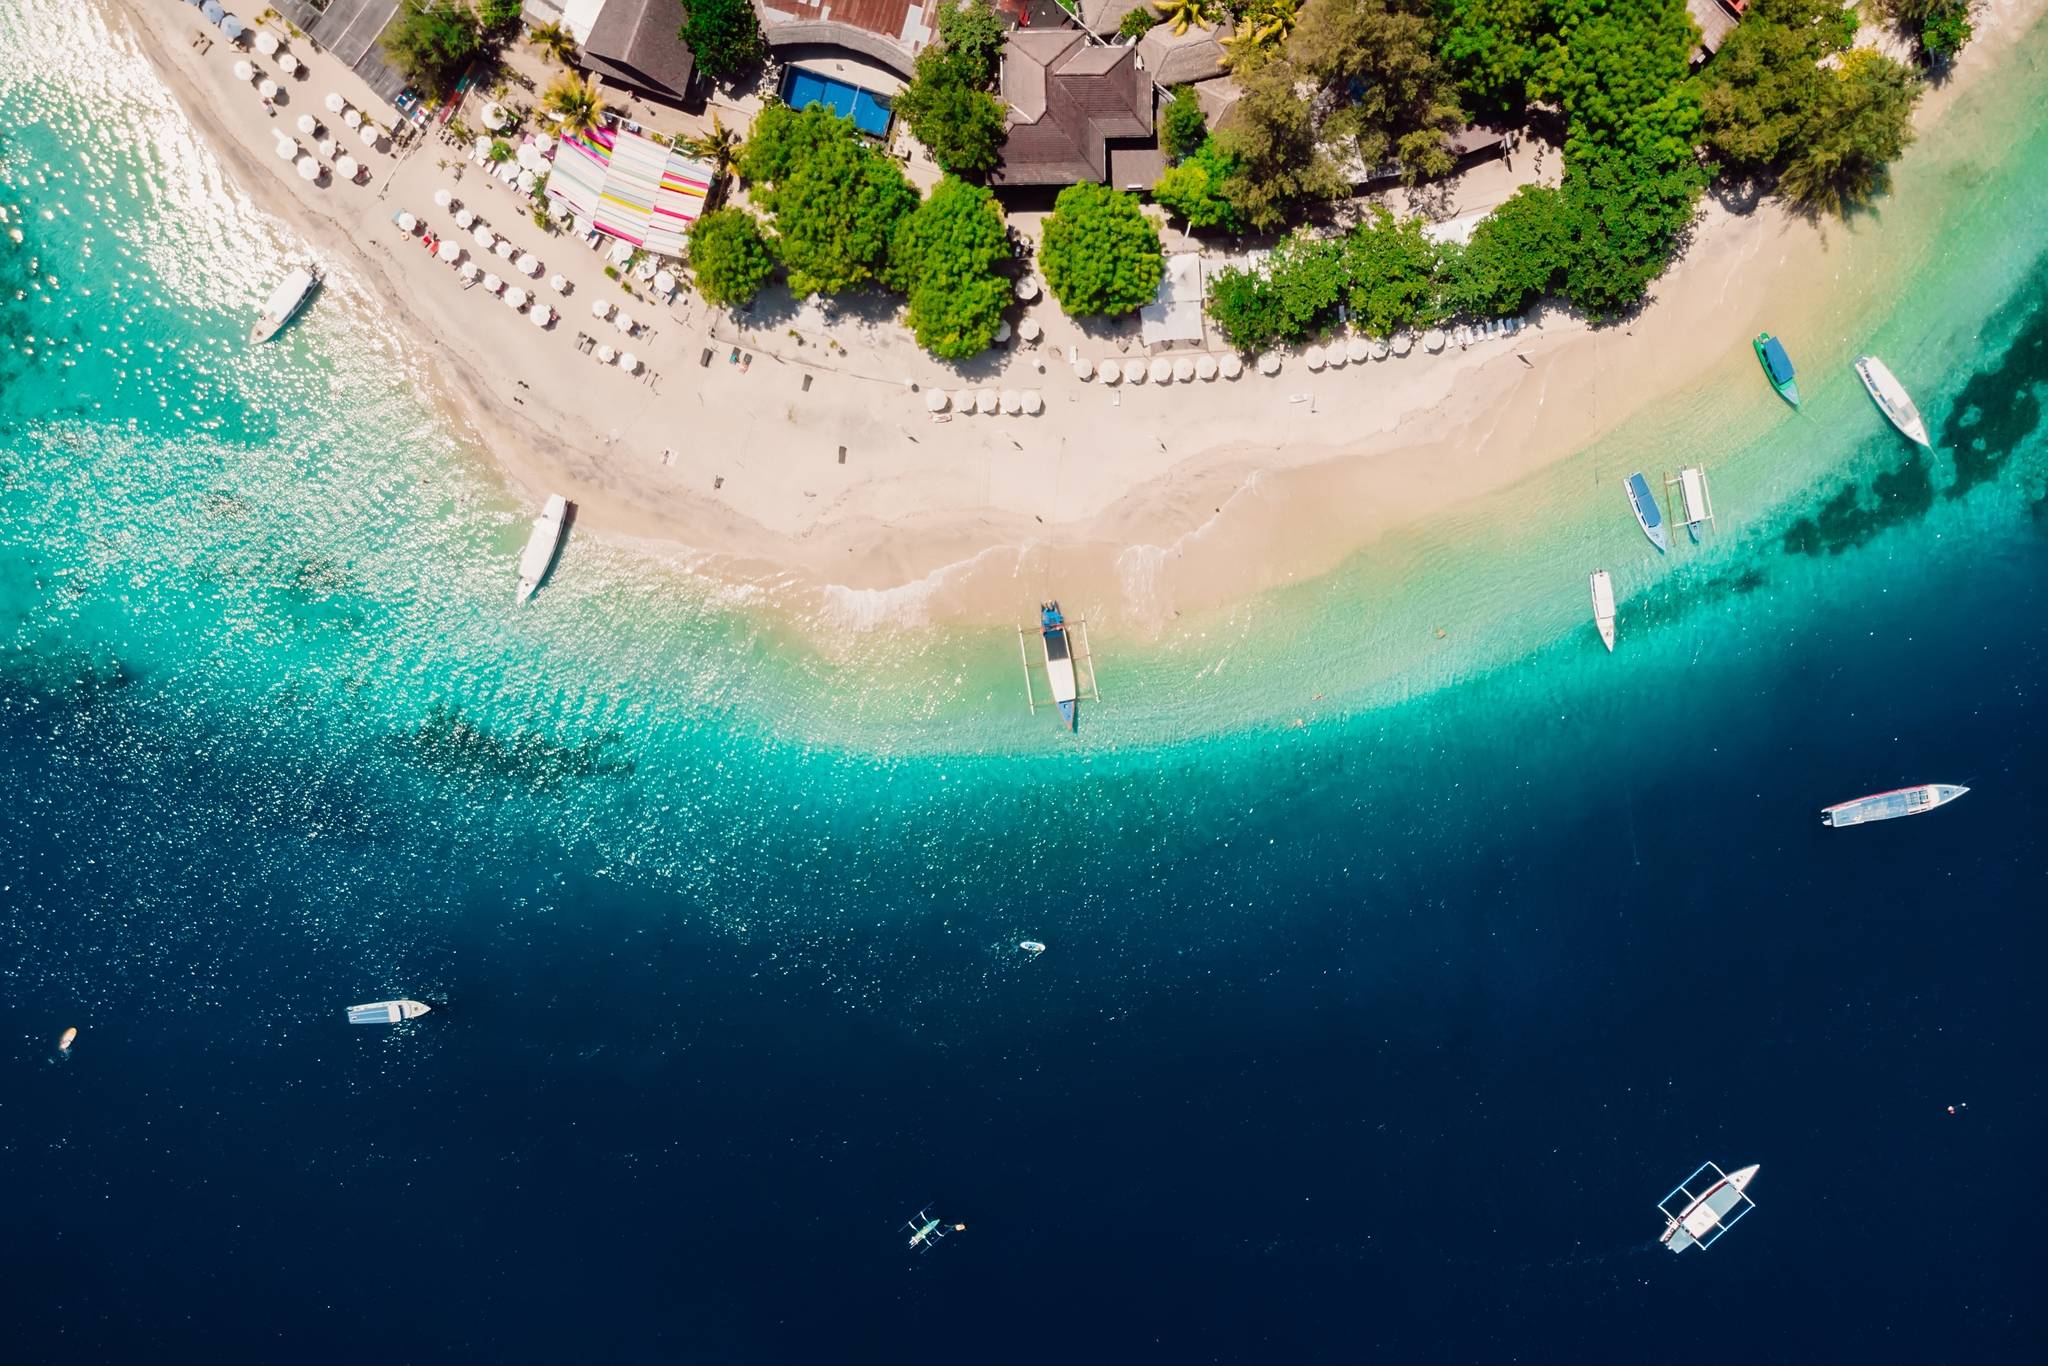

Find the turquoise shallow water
[[4, 5, 2048, 1362]]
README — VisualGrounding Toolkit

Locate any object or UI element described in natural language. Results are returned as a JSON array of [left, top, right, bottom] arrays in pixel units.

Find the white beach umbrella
[[335, 155, 359, 181], [529, 305, 553, 328], [652, 270, 676, 295], [1391, 332, 1414, 356], [609, 241, 634, 266], [1098, 362, 1121, 385], [1000, 389, 1022, 415], [1014, 277, 1040, 301], [482, 272, 504, 293], [615, 311, 636, 335], [1172, 356, 1196, 383], [458, 261, 479, 281], [471, 225, 495, 249], [222, 15, 245, 41], [342, 107, 362, 129], [589, 298, 612, 320], [504, 287, 528, 309], [532, 132, 555, 155], [254, 31, 277, 55], [633, 259, 656, 281], [977, 387, 999, 414], [549, 273, 569, 294], [324, 92, 345, 115], [1017, 317, 1042, 343], [1148, 357, 1172, 384], [1021, 390, 1043, 415], [925, 390, 949, 413], [433, 188, 453, 208], [1325, 344, 1347, 369], [296, 114, 318, 136], [274, 137, 299, 162], [233, 59, 254, 82], [358, 125, 381, 150], [1195, 354, 1219, 381], [517, 170, 538, 194], [259, 79, 279, 100], [618, 352, 640, 373], [493, 240, 514, 261], [436, 240, 461, 264], [1305, 345, 1326, 371], [395, 210, 417, 232], [1257, 352, 1281, 375], [278, 52, 299, 75], [954, 388, 978, 413], [1347, 335, 1372, 364], [517, 144, 546, 174], [1423, 328, 1446, 353], [472, 135, 492, 159], [1072, 355, 1094, 381], [517, 253, 541, 277], [1220, 352, 1244, 380], [480, 101, 508, 131], [1372, 337, 1391, 361], [454, 208, 475, 229], [295, 156, 320, 183], [596, 344, 616, 363], [1122, 358, 1147, 384], [993, 321, 1012, 344], [317, 136, 336, 158]]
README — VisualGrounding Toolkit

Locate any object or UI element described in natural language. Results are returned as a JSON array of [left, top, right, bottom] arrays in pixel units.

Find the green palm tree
[[678, 113, 741, 183], [527, 21, 577, 65], [1151, 0, 1215, 37], [542, 72, 605, 138]]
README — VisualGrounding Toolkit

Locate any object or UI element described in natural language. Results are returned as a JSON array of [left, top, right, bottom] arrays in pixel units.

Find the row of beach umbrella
[[1072, 353, 1243, 385], [929, 389, 1045, 417], [591, 344, 641, 373], [397, 210, 559, 329], [587, 298, 642, 336]]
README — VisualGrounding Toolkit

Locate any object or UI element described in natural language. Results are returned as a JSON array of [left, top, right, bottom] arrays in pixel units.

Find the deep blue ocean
[[4, 5, 2047, 1363]]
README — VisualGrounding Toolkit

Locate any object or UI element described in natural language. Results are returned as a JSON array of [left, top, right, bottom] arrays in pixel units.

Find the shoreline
[[101, 0, 2045, 646]]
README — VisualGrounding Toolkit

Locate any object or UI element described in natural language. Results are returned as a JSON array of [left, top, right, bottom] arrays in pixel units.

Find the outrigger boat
[[1658, 1162, 1759, 1253], [1589, 570, 1616, 652], [1668, 466, 1716, 543], [1623, 472, 1668, 553], [1018, 600, 1100, 732], [1753, 333, 1800, 408], [1822, 783, 1968, 827], [516, 494, 569, 604], [1855, 355, 1931, 447], [903, 1207, 964, 1254]]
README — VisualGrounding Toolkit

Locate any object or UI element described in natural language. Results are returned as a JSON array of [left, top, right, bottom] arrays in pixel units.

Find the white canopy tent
[[1140, 253, 1206, 348]]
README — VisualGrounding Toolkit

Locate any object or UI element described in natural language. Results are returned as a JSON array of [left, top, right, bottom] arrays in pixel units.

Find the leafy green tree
[[886, 177, 1013, 358], [896, 46, 1009, 176], [1119, 7, 1162, 37], [738, 105, 921, 296], [1435, 0, 1546, 116], [1038, 183, 1164, 317], [1447, 183, 1569, 316], [1203, 233, 1345, 351], [1875, 0, 1976, 62], [1215, 57, 1347, 232], [1697, 0, 1857, 176], [681, 0, 766, 85], [935, 0, 1011, 84], [1151, 139, 1244, 231], [541, 72, 606, 137], [688, 208, 777, 308], [1293, 0, 1464, 184], [527, 20, 578, 64], [380, 1, 481, 90], [1341, 208, 1446, 335], [1160, 86, 1209, 162], [477, 0, 524, 29], [1775, 50, 1922, 217]]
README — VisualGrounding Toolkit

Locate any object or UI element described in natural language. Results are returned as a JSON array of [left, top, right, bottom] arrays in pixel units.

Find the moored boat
[[1659, 1162, 1759, 1253], [1854, 355, 1931, 447], [1038, 601, 1080, 731], [1624, 473, 1667, 553], [1753, 333, 1800, 408], [1589, 570, 1615, 652], [346, 999, 432, 1024], [516, 494, 569, 604], [250, 265, 319, 343], [1821, 783, 1968, 827]]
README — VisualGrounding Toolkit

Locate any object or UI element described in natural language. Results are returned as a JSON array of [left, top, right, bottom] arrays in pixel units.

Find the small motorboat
[[1019, 940, 1046, 954], [1624, 472, 1668, 553], [251, 265, 320, 343], [1753, 332, 1800, 408], [1589, 570, 1616, 652], [516, 494, 569, 604], [1854, 355, 1931, 447], [347, 999, 432, 1025]]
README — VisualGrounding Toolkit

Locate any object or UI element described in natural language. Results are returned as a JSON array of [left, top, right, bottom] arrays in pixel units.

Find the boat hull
[[1589, 570, 1616, 652], [1624, 474, 1667, 553], [517, 495, 569, 603], [1753, 333, 1800, 409], [251, 268, 318, 344], [1855, 356, 1931, 447], [1821, 783, 1968, 827]]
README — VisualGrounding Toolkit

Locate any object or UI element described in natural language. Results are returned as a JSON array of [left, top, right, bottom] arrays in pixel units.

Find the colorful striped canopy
[[545, 128, 713, 259]]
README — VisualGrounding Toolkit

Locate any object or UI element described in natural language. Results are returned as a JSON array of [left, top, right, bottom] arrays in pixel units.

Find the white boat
[[1589, 570, 1615, 652], [1822, 783, 1968, 827], [346, 999, 431, 1025], [516, 494, 569, 603], [1672, 466, 1715, 542], [1019, 940, 1046, 954], [1658, 1162, 1759, 1253], [251, 265, 319, 343], [1854, 355, 1931, 447]]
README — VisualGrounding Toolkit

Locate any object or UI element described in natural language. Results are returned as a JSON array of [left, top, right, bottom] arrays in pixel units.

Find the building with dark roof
[[1133, 18, 1232, 87], [992, 27, 1153, 187], [753, 0, 937, 78], [578, 0, 698, 103]]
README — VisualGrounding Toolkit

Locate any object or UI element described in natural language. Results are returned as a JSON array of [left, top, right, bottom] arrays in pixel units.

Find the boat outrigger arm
[[1018, 600, 1101, 731]]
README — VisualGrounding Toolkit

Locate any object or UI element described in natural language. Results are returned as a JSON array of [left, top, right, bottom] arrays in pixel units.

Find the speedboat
[[346, 999, 432, 1024], [251, 265, 319, 343], [1854, 355, 1931, 446], [516, 494, 569, 604], [1019, 940, 1046, 954], [1624, 472, 1667, 553]]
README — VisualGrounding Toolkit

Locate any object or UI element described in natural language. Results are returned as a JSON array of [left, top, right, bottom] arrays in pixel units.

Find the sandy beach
[[102, 0, 2045, 641]]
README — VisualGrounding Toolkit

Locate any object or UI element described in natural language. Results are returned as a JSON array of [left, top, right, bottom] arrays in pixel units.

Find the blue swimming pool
[[781, 67, 894, 138]]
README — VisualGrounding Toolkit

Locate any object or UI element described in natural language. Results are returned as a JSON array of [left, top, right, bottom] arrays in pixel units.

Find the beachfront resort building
[[990, 27, 1156, 190]]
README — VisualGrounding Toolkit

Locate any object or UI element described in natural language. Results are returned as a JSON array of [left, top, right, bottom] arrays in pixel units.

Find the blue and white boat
[[347, 999, 431, 1024], [1624, 472, 1668, 553], [1659, 1162, 1759, 1253], [1038, 602, 1081, 731]]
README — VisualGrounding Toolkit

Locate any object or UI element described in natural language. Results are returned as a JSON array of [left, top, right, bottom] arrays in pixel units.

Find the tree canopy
[[380, 2, 481, 91], [738, 105, 920, 297], [1445, 183, 1570, 317], [934, 0, 1010, 84], [896, 46, 1009, 176], [1203, 233, 1346, 352], [886, 177, 1013, 359], [1214, 57, 1347, 232], [1773, 50, 1922, 217], [1038, 183, 1165, 317], [681, 0, 766, 85], [1152, 139, 1245, 232], [1342, 208, 1446, 336], [1160, 86, 1209, 163], [688, 208, 776, 308], [1289, 0, 1464, 182]]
